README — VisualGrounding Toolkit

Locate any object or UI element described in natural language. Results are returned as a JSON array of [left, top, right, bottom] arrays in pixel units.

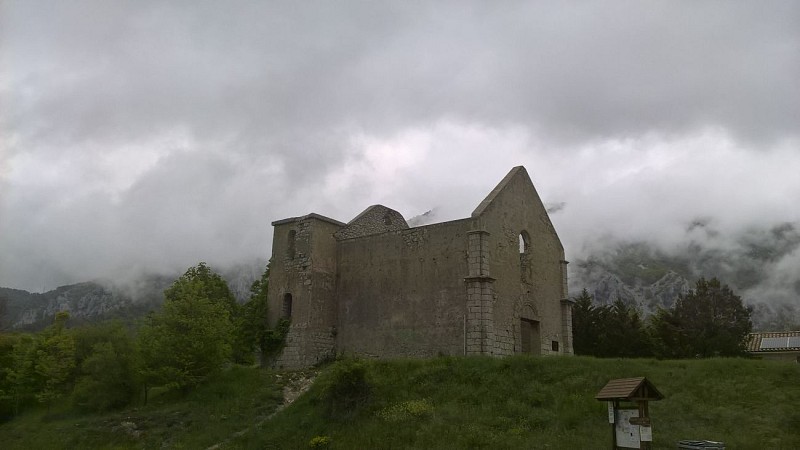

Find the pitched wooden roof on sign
[[595, 377, 664, 401]]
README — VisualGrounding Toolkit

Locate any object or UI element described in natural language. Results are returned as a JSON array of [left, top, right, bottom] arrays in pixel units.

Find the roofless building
[[266, 166, 572, 368]]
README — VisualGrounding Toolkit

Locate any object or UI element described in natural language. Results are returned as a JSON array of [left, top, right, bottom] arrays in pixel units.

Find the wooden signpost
[[596, 377, 664, 450]]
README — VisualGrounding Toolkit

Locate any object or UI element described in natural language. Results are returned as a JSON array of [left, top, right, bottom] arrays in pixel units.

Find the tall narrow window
[[282, 293, 293, 319], [287, 230, 296, 259], [519, 231, 531, 283], [519, 231, 530, 254]]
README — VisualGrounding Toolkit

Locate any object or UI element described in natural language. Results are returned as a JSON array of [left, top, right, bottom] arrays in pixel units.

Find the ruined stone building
[[267, 166, 572, 368]]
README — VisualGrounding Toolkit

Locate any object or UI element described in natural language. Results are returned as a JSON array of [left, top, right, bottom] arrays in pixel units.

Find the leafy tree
[[648, 308, 692, 359], [238, 262, 292, 367], [239, 264, 270, 366], [0, 333, 27, 420], [653, 277, 752, 358], [4, 334, 39, 416], [138, 263, 235, 396], [71, 322, 139, 411], [34, 312, 76, 408], [164, 262, 238, 313]]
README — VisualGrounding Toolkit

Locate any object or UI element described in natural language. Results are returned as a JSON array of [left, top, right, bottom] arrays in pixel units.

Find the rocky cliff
[[0, 261, 265, 332], [569, 232, 800, 332]]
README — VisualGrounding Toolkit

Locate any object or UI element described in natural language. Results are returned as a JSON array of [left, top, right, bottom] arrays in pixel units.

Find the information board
[[615, 409, 640, 449]]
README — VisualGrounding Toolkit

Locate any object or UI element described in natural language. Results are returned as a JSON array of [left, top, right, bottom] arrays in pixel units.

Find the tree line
[[0, 262, 286, 421], [571, 277, 754, 358]]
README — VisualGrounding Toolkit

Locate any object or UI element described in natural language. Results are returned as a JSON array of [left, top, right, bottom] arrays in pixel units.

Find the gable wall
[[475, 170, 568, 355], [336, 218, 474, 358]]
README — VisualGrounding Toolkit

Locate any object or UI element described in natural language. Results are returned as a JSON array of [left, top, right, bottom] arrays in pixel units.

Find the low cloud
[[1, 2, 799, 296]]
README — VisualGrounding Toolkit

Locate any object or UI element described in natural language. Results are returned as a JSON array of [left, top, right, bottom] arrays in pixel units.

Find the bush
[[72, 342, 137, 412], [376, 398, 433, 422], [318, 359, 371, 421], [309, 435, 332, 448]]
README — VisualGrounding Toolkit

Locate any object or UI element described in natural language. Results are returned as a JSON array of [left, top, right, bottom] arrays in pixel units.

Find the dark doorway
[[520, 318, 541, 355]]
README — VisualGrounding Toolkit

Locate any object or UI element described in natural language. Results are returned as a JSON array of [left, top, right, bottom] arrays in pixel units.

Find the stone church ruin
[[267, 166, 573, 368]]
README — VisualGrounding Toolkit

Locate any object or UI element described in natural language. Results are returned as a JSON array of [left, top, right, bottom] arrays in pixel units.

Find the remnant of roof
[[271, 213, 346, 227], [595, 377, 664, 401], [334, 204, 409, 240], [746, 331, 800, 353]]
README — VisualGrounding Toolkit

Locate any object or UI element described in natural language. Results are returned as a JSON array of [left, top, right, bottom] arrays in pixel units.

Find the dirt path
[[205, 370, 317, 450]]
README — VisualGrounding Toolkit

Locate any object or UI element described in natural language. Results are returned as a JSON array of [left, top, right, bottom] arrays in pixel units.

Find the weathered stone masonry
[[267, 166, 573, 368]]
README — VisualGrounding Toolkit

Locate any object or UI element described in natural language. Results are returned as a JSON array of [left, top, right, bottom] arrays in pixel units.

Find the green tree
[[596, 299, 652, 358], [34, 312, 76, 408], [138, 263, 235, 396], [71, 322, 139, 411], [164, 262, 238, 313], [658, 277, 753, 357], [4, 334, 39, 416], [238, 262, 290, 367], [572, 290, 652, 357], [648, 307, 692, 359], [571, 289, 600, 356]]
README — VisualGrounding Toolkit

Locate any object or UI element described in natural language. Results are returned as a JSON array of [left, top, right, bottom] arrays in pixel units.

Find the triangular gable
[[471, 166, 528, 217], [470, 166, 562, 248]]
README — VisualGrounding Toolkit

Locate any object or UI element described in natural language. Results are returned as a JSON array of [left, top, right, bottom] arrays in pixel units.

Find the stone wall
[[472, 167, 571, 356], [266, 166, 572, 367], [336, 218, 474, 358], [268, 214, 343, 368], [334, 205, 409, 240]]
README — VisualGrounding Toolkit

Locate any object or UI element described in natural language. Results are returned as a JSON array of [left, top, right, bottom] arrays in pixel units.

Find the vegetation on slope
[[238, 356, 798, 449], [0, 366, 282, 449], [1, 356, 798, 449]]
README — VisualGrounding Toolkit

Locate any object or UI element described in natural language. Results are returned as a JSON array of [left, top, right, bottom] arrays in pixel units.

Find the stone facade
[[267, 166, 572, 368]]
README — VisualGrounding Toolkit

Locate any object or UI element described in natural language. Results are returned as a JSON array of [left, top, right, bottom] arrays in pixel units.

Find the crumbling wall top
[[334, 205, 409, 240], [271, 213, 346, 227]]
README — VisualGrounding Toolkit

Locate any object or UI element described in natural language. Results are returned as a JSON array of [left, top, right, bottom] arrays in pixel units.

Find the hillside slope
[[244, 357, 799, 449], [2, 357, 798, 449]]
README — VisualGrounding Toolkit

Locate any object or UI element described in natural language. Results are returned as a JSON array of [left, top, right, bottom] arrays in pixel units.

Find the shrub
[[309, 435, 332, 448], [318, 359, 371, 421], [376, 398, 434, 422]]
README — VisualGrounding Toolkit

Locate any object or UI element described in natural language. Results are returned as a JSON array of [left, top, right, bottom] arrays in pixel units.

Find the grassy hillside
[[0, 366, 283, 449], [2, 356, 798, 449]]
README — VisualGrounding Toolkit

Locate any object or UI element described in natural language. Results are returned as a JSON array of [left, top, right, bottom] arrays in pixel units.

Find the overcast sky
[[1, 1, 799, 293]]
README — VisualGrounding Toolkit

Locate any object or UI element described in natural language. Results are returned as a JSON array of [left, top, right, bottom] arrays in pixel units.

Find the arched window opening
[[519, 231, 532, 283], [282, 293, 293, 319], [519, 231, 530, 254], [383, 213, 392, 225], [287, 230, 296, 259]]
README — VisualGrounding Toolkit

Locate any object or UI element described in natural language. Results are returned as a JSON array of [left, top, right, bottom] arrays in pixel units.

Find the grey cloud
[[4, 2, 798, 153], [1, 1, 799, 291]]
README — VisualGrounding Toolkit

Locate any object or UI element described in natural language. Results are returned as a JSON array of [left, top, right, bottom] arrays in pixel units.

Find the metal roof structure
[[595, 377, 664, 401], [746, 331, 800, 353]]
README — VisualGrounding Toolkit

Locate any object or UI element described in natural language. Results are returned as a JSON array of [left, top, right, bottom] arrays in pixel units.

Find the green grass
[[0, 365, 282, 449], [2, 357, 798, 449], [239, 356, 800, 450]]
